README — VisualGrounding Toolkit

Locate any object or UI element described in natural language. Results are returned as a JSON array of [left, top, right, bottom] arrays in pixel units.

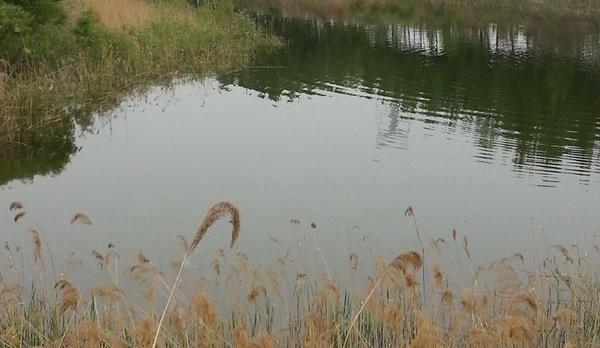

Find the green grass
[[0, 0, 279, 145]]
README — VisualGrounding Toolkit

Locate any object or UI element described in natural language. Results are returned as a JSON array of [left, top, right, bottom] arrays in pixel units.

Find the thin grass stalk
[[407, 208, 426, 306], [343, 269, 386, 347], [152, 252, 188, 348]]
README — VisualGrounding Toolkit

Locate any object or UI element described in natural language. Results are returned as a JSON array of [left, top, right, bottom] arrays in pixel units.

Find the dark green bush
[[0, 0, 132, 67], [0, 2, 32, 62], [29, 23, 76, 66], [4, 0, 65, 25], [1, 0, 68, 64]]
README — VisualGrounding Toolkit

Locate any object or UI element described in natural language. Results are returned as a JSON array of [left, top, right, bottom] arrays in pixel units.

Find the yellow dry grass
[[2, 200, 599, 347], [63, 0, 159, 30]]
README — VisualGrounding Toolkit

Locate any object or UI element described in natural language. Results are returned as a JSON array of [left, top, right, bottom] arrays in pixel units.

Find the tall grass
[[63, 0, 163, 30], [0, 0, 279, 145], [1, 201, 598, 347]]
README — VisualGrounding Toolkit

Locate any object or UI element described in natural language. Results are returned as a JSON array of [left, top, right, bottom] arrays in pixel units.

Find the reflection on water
[[220, 16, 600, 187], [0, 124, 77, 186]]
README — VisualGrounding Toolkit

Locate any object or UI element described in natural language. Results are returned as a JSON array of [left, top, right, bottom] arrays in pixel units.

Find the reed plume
[[152, 201, 241, 348], [441, 288, 453, 307], [510, 290, 538, 313], [1, 203, 599, 347], [9, 202, 23, 212], [190, 201, 240, 251], [71, 213, 93, 225], [13, 211, 26, 222], [432, 263, 443, 288], [390, 250, 423, 274], [91, 283, 124, 304], [55, 280, 80, 313]]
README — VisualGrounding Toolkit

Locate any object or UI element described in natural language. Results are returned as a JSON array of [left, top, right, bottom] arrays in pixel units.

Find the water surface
[[1, 12, 600, 284]]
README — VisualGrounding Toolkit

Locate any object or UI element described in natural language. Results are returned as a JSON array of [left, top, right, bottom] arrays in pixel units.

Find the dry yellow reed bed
[[1, 201, 598, 347]]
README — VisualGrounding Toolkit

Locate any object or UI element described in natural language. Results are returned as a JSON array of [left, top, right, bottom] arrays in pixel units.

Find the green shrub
[[0, 2, 32, 62], [4, 0, 65, 25], [29, 23, 76, 66], [73, 10, 133, 63], [1, 0, 69, 64]]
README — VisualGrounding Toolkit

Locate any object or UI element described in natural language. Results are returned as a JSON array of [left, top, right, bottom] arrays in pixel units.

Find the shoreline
[[0, 0, 279, 146]]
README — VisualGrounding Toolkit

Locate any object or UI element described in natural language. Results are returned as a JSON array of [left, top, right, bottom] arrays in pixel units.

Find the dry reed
[[63, 0, 160, 30], [0, 201, 598, 347]]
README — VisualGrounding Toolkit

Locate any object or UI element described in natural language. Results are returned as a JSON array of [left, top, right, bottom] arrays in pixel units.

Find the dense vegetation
[[0, 0, 277, 145], [1, 201, 599, 346], [0, 0, 277, 186]]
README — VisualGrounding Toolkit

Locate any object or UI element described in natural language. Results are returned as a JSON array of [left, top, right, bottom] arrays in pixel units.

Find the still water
[[1, 12, 600, 283]]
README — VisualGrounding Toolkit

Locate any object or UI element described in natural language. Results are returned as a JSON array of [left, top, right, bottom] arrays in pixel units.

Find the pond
[[1, 8, 600, 285]]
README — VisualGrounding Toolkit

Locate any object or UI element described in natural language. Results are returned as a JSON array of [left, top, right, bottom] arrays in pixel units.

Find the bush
[[0, 2, 32, 62], [1, 0, 68, 64], [29, 23, 76, 66], [4, 0, 65, 25], [73, 10, 133, 62]]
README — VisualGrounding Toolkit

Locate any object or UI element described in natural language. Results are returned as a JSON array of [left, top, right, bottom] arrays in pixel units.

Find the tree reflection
[[220, 15, 600, 182]]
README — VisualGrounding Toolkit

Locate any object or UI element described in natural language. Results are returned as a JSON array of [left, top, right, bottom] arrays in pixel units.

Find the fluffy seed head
[[390, 250, 423, 273], [71, 213, 93, 225], [55, 280, 80, 313], [14, 211, 26, 222], [9, 202, 23, 212], [511, 290, 538, 313], [190, 201, 240, 252]]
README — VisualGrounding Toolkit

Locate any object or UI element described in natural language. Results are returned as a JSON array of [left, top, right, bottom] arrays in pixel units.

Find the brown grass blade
[[463, 236, 471, 259]]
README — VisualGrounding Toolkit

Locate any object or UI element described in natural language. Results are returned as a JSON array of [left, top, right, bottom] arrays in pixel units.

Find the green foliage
[[72, 8, 98, 39], [4, 0, 65, 25], [1, 0, 277, 157], [72, 9, 106, 55], [0, 0, 69, 65], [73, 10, 133, 63], [27, 23, 76, 66], [0, 2, 32, 62]]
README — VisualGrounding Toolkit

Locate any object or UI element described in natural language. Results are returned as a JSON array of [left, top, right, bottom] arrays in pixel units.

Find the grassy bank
[[1, 202, 599, 347], [0, 0, 278, 144]]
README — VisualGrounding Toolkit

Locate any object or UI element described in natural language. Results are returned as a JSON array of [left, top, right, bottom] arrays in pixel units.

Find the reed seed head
[[190, 201, 240, 252]]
